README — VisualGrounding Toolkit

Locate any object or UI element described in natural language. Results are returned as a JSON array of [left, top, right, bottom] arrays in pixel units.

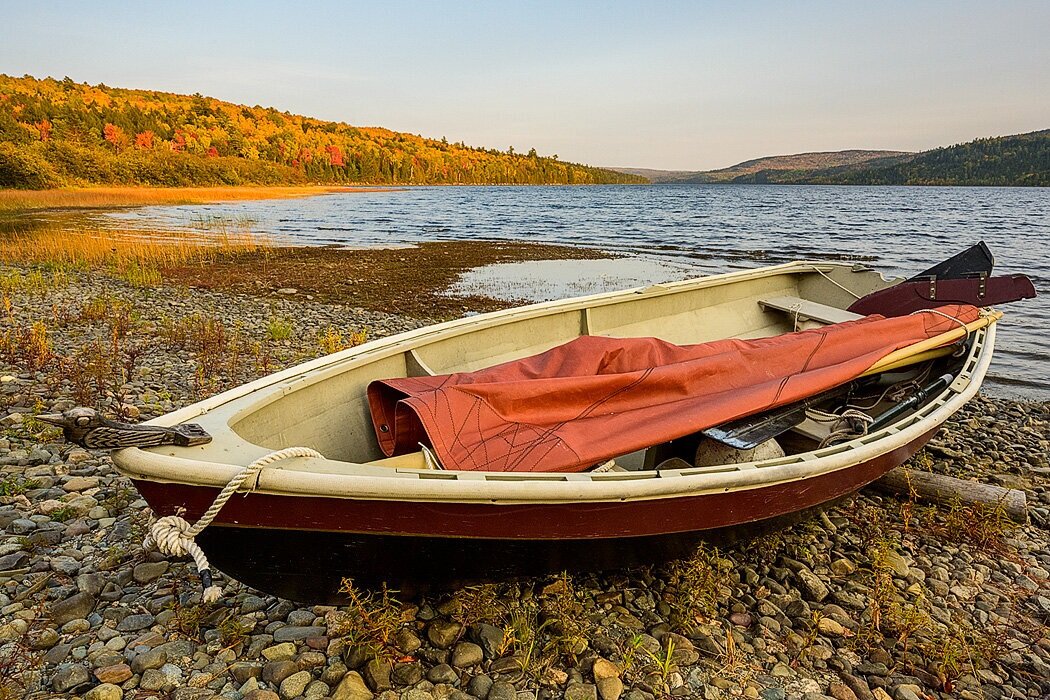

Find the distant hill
[[618, 150, 910, 184], [0, 74, 645, 189], [613, 130, 1050, 187], [743, 130, 1049, 186]]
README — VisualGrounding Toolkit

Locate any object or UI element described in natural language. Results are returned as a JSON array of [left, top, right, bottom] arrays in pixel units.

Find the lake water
[[105, 185, 1049, 400]]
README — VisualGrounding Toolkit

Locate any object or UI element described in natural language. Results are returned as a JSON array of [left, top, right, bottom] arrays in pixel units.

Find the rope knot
[[147, 515, 195, 558], [141, 446, 324, 603]]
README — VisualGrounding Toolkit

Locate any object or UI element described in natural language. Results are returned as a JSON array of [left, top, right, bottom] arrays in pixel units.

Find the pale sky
[[2, 1, 1048, 170]]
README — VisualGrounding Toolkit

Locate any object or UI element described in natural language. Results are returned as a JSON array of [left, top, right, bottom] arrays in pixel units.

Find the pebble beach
[[0, 263, 1047, 700]]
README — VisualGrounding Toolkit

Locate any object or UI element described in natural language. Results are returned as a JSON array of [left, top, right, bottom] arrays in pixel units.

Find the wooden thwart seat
[[759, 295, 862, 325]]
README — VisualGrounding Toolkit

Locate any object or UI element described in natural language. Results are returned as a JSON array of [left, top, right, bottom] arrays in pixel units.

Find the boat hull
[[133, 426, 935, 602]]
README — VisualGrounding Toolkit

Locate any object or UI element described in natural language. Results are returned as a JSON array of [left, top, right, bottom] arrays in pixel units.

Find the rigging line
[[808, 265, 862, 299]]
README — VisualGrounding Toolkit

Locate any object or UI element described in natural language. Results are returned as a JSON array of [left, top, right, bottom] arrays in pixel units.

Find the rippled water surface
[[107, 185, 1049, 399]]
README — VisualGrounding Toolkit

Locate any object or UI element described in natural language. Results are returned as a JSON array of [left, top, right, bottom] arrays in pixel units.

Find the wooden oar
[[862, 310, 1000, 376]]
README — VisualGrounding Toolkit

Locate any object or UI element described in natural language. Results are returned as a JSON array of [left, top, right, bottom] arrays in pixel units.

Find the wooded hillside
[[730, 131, 1050, 186], [0, 74, 645, 188]]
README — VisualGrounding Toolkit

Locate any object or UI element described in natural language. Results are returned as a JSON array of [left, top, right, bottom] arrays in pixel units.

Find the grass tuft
[[663, 543, 730, 632], [266, 316, 294, 342], [337, 579, 406, 662]]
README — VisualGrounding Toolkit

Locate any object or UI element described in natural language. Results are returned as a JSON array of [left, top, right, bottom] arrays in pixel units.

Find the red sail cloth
[[368, 304, 980, 473]]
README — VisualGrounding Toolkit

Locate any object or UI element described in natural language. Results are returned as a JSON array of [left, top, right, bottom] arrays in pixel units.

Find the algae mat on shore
[[160, 241, 613, 318]]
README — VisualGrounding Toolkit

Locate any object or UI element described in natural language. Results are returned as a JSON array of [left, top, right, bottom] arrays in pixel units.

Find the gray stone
[[10, 518, 37, 534], [855, 663, 889, 677], [427, 619, 463, 649], [77, 572, 104, 596], [488, 681, 518, 700], [451, 641, 484, 668], [287, 609, 316, 626], [565, 683, 598, 700], [44, 643, 72, 665], [760, 690, 786, 700], [796, 567, 829, 602], [133, 560, 169, 583], [427, 663, 459, 684], [117, 612, 156, 631], [140, 663, 184, 691], [362, 658, 391, 692], [132, 647, 168, 673], [471, 622, 505, 659], [273, 625, 326, 642], [467, 673, 493, 698], [52, 664, 91, 693], [0, 551, 28, 570], [51, 555, 81, 575], [155, 638, 197, 659], [241, 595, 268, 612], [391, 661, 423, 686], [51, 591, 96, 625]]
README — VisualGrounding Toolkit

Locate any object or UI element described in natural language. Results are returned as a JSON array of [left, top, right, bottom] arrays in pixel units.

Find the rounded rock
[[85, 683, 124, 700], [426, 619, 463, 649], [451, 641, 484, 668], [279, 670, 313, 699], [133, 561, 170, 584]]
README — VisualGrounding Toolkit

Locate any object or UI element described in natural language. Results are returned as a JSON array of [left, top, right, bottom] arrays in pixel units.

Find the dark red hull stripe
[[133, 429, 932, 541]]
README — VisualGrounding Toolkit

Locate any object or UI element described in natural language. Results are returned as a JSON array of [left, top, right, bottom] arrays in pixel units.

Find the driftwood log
[[870, 466, 1028, 524]]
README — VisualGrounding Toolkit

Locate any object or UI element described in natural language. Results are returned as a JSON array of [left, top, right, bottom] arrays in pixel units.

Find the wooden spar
[[862, 311, 1001, 376], [858, 345, 955, 376], [870, 466, 1028, 524]]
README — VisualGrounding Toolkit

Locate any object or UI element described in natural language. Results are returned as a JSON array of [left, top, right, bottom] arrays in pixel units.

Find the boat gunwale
[[111, 316, 995, 505]]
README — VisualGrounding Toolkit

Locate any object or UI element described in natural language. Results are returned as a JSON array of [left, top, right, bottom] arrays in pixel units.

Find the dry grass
[[0, 225, 267, 272], [336, 578, 407, 662], [0, 185, 368, 213], [663, 543, 731, 632]]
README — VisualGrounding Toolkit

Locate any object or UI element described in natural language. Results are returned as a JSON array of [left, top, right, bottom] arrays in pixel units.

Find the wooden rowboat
[[108, 261, 999, 602]]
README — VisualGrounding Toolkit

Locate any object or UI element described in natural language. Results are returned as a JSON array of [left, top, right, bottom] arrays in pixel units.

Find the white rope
[[419, 443, 444, 470], [908, 308, 971, 334], [142, 446, 323, 603], [806, 407, 875, 448], [808, 266, 862, 299]]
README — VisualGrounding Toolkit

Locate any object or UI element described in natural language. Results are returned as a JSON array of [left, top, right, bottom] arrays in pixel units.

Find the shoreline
[[0, 185, 401, 215]]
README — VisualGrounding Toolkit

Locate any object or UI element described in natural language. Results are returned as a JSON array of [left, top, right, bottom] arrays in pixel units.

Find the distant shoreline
[[0, 185, 403, 215]]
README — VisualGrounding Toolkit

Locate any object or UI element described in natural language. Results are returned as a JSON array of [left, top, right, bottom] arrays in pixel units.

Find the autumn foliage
[[0, 74, 645, 188]]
